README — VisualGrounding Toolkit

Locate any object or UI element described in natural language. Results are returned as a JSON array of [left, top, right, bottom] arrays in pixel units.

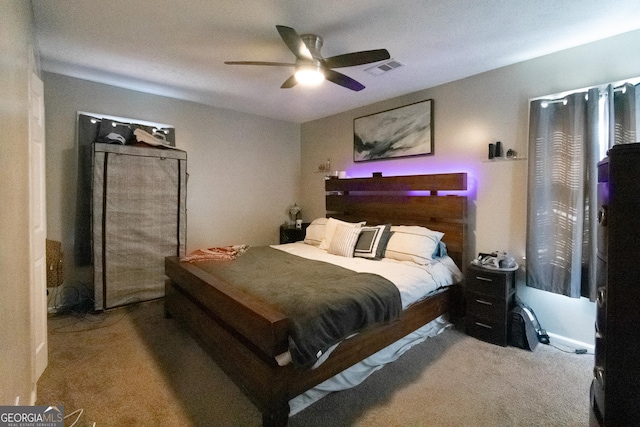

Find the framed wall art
[[353, 99, 434, 162]]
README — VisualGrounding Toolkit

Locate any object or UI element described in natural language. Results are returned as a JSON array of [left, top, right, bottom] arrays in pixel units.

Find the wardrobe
[[92, 142, 187, 310], [590, 142, 640, 425]]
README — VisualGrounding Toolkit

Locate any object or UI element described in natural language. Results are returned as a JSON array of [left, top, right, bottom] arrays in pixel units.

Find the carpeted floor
[[37, 300, 593, 426]]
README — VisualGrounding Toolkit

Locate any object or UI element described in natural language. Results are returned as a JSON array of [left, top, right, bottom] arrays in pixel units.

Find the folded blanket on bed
[[181, 245, 249, 262], [194, 246, 402, 369]]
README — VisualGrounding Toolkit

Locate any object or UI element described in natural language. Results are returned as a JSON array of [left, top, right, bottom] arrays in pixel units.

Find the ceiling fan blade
[[224, 61, 295, 67], [323, 49, 390, 68], [280, 75, 298, 89], [325, 69, 365, 91], [276, 25, 312, 60]]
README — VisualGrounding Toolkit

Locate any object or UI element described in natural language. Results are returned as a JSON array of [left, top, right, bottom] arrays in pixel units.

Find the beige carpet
[[37, 300, 593, 426]]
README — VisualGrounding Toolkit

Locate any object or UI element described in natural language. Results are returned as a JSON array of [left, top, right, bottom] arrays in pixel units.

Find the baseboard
[[547, 332, 595, 353]]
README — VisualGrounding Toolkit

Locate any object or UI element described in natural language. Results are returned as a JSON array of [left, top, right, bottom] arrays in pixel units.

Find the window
[[526, 80, 638, 300]]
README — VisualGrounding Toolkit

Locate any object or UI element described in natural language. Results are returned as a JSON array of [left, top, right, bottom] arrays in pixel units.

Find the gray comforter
[[195, 246, 402, 369]]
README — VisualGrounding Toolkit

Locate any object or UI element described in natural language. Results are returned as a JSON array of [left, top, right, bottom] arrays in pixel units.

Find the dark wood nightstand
[[279, 223, 309, 244], [465, 264, 516, 346]]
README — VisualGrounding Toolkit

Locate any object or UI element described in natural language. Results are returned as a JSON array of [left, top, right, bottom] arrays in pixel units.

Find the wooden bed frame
[[164, 173, 467, 426]]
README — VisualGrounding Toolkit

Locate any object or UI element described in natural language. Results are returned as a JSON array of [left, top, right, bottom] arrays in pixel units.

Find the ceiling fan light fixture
[[294, 65, 324, 86], [225, 25, 388, 91]]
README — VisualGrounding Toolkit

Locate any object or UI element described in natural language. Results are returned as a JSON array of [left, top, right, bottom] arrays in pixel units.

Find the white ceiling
[[32, 0, 640, 123]]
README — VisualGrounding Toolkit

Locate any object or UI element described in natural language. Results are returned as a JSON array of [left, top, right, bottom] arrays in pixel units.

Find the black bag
[[509, 302, 549, 351]]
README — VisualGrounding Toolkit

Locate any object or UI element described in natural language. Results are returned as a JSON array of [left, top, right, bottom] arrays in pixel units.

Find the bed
[[164, 172, 468, 426]]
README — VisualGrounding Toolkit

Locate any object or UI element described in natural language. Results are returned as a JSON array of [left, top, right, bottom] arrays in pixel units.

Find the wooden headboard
[[325, 173, 468, 267]]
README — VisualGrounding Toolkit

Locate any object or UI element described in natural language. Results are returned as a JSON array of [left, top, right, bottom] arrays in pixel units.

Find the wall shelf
[[482, 157, 527, 163]]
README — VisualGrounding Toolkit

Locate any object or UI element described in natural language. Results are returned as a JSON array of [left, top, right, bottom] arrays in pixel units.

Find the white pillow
[[354, 224, 392, 259], [304, 217, 328, 246], [319, 217, 365, 250], [384, 225, 444, 265], [328, 224, 362, 258]]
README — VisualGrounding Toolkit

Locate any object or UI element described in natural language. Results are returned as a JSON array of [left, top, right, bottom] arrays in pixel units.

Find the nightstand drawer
[[466, 291, 506, 320], [466, 314, 508, 346], [466, 268, 515, 298]]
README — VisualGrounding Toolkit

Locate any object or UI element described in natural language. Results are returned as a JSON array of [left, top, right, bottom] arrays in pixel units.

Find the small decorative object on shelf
[[316, 158, 331, 173], [488, 141, 507, 159], [483, 146, 525, 162], [494, 141, 503, 158]]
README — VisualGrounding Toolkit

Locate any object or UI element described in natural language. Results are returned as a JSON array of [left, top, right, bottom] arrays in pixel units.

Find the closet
[[92, 143, 187, 310], [590, 142, 640, 425]]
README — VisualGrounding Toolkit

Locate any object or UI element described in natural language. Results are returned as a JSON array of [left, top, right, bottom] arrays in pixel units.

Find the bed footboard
[[165, 256, 291, 358], [165, 280, 291, 426]]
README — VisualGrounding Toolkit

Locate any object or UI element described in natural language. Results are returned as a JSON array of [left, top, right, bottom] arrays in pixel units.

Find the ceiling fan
[[224, 25, 390, 91]]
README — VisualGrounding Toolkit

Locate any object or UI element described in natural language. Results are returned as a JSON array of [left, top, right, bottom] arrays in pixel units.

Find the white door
[[29, 71, 47, 383]]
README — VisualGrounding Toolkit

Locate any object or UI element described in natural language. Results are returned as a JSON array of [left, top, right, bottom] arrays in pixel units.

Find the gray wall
[[300, 29, 640, 347], [43, 72, 301, 305]]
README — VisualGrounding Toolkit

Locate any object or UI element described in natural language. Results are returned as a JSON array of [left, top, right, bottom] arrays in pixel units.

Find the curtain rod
[[540, 85, 630, 107], [534, 81, 636, 105]]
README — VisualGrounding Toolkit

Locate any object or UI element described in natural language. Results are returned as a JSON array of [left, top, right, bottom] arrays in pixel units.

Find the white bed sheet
[[289, 315, 452, 415], [269, 242, 463, 416]]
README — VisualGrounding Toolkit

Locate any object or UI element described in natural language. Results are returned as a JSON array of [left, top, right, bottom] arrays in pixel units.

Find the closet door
[[29, 71, 48, 382], [93, 144, 186, 310]]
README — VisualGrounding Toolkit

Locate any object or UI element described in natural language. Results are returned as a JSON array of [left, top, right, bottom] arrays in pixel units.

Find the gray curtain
[[614, 82, 637, 145], [527, 83, 638, 300], [526, 92, 598, 298], [582, 87, 601, 301]]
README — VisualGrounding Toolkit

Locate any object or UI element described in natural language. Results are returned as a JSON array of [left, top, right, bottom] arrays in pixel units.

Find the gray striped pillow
[[328, 223, 362, 257]]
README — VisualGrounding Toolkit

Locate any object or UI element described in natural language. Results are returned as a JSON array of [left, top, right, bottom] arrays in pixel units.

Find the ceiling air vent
[[364, 59, 404, 76]]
